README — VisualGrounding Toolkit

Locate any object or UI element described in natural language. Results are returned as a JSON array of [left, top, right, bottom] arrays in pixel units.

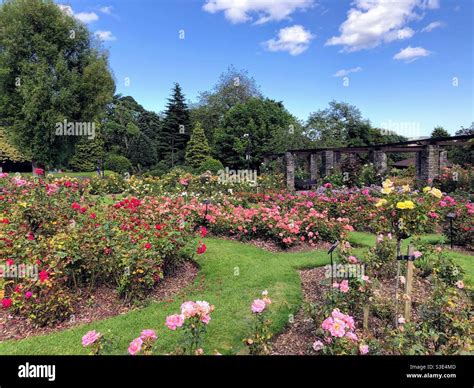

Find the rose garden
[[0, 0, 472, 361], [0, 165, 472, 356]]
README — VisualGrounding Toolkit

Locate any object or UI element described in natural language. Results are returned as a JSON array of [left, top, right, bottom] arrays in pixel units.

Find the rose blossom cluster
[[321, 309, 356, 339], [165, 300, 214, 330], [128, 329, 158, 355]]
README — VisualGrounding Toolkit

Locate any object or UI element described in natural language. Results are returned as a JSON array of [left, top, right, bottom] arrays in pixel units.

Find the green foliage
[[160, 83, 191, 166], [306, 101, 407, 148], [185, 122, 211, 168], [191, 65, 262, 145], [0, 0, 115, 166], [104, 155, 132, 174], [214, 98, 305, 169], [69, 136, 105, 172], [431, 126, 450, 138], [128, 133, 157, 169], [197, 157, 224, 174]]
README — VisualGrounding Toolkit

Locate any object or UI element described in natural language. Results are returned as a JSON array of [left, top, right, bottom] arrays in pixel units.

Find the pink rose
[[25, 291, 33, 299], [339, 280, 349, 293], [128, 337, 143, 355], [201, 314, 211, 324], [359, 344, 369, 355], [180, 301, 198, 318], [329, 318, 346, 337], [165, 314, 185, 330], [82, 330, 101, 347], [348, 256, 358, 264], [321, 317, 334, 330], [455, 280, 464, 289], [140, 329, 157, 340], [251, 299, 266, 313], [312, 340, 324, 351], [413, 251, 423, 258]]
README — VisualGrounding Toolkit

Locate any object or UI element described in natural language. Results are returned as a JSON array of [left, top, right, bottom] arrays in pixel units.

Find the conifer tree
[[185, 122, 210, 168]]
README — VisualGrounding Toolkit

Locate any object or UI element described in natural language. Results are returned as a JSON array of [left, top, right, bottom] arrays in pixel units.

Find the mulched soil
[[0, 261, 198, 341], [271, 266, 434, 355]]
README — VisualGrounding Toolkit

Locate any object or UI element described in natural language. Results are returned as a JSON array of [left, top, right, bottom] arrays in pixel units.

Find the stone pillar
[[416, 145, 440, 184], [439, 150, 449, 169], [310, 153, 319, 181], [333, 151, 342, 170], [285, 152, 295, 191], [370, 150, 388, 175], [321, 150, 334, 177]]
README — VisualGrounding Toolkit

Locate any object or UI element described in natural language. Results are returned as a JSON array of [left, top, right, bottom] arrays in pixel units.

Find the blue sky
[[58, 0, 473, 137]]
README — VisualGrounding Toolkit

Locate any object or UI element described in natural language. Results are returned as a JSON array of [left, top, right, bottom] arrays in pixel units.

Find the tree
[[103, 96, 144, 156], [160, 83, 190, 167], [128, 133, 157, 169], [0, 0, 115, 169], [185, 122, 211, 168], [69, 136, 105, 172], [191, 66, 262, 145], [449, 123, 474, 166], [431, 126, 450, 138], [214, 98, 305, 169], [306, 101, 366, 147]]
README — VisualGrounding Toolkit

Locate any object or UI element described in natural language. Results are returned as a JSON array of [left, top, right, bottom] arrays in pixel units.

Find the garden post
[[404, 245, 414, 322]]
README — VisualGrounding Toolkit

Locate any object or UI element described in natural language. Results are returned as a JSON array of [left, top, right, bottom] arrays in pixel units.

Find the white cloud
[[421, 21, 445, 32], [95, 30, 117, 41], [393, 46, 431, 62], [326, 0, 439, 52], [203, 0, 314, 24], [58, 4, 73, 16], [75, 12, 99, 24], [99, 6, 114, 15], [263, 25, 314, 55], [333, 67, 362, 77]]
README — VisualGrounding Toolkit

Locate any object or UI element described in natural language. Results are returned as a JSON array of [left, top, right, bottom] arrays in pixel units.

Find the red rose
[[197, 242, 207, 255], [35, 168, 44, 175], [1, 298, 12, 309], [71, 202, 81, 210], [2, 218, 9, 224], [39, 270, 49, 283], [89, 213, 96, 219], [200, 226, 208, 238], [144, 242, 152, 250]]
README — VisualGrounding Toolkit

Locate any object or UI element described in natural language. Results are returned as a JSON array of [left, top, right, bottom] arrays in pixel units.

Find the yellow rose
[[402, 185, 410, 192], [381, 187, 393, 194], [404, 200, 415, 209], [19, 202, 27, 208], [396, 202, 406, 209], [382, 179, 393, 189], [375, 199, 388, 207], [430, 188, 442, 198], [423, 186, 431, 193]]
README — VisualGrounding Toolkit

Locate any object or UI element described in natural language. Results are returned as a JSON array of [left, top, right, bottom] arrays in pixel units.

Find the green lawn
[[0, 233, 471, 355]]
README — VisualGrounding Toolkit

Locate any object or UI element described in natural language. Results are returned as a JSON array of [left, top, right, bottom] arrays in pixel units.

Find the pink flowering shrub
[[165, 300, 214, 355], [313, 309, 369, 355], [244, 291, 273, 355]]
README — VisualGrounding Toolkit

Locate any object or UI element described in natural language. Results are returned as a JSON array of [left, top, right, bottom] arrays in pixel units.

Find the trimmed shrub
[[104, 155, 132, 174]]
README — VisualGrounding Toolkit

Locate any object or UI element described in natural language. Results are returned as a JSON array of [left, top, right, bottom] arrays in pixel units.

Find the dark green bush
[[104, 155, 132, 174], [197, 157, 224, 174]]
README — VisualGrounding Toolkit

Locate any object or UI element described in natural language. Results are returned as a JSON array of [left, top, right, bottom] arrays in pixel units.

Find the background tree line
[[1, 0, 471, 176]]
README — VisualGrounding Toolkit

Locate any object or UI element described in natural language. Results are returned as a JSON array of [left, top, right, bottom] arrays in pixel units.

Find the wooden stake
[[363, 305, 369, 331], [404, 245, 414, 322]]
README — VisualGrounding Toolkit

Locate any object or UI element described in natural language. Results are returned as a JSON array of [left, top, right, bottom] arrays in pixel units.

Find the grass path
[[0, 233, 471, 355]]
